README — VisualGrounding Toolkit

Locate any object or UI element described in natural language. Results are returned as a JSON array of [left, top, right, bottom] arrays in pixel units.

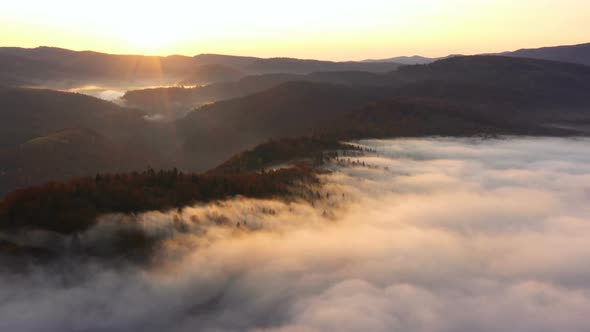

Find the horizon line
[[1, 41, 589, 62]]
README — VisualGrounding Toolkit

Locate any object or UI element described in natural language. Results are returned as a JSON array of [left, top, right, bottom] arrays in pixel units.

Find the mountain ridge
[[362, 42, 590, 66]]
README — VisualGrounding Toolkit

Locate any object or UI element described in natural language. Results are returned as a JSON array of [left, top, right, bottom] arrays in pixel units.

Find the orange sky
[[1, 0, 589, 60]]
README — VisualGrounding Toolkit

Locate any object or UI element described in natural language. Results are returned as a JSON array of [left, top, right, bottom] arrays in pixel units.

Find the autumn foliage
[[0, 167, 316, 234], [212, 137, 356, 174]]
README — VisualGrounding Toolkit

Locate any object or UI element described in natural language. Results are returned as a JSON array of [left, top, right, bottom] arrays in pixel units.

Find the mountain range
[[3, 42, 588, 90], [0, 47, 401, 89], [0, 42, 589, 195], [363, 42, 590, 66]]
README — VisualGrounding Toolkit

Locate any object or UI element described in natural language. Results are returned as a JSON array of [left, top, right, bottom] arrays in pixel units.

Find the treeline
[[212, 137, 359, 174], [0, 167, 316, 234]]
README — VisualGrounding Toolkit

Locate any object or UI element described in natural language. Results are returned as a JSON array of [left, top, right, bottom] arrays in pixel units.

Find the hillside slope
[[179, 81, 383, 169], [0, 88, 180, 194], [0, 128, 152, 195], [122, 71, 385, 117], [502, 42, 590, 66], [173, 56, 590, 170], [385, 56, 590, 119]]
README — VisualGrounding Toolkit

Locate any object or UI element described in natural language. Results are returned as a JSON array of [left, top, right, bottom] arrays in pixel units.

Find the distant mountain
[[122, 74, 301, 118], [3, 42, 588, 91], [192, 53, 261, 67], [129, 51, 590, 121], [363, 55, 441, 65], [178, 81, 383, 169], [0, 47, 195, 88], [178, 64, 245, 85], [500, 42, 590, 66], [174, 55, 590, 169], [3, 54, 590, 195], [0, 47, 401, 89], [130, 55, 590, 122], [364, 42, 590, 67], [245, 58, 401, 74], [194, 54, 402, 74], [363, 54, 463, 65], [122, 71, 383, 118], [387, 56, 590, 115]]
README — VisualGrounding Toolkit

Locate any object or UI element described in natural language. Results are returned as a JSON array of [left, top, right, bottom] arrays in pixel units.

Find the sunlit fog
[[2, 137, 589, 332]]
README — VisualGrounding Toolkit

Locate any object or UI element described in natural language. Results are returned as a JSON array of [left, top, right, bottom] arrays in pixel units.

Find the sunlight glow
[[1, 0, 589, 59]]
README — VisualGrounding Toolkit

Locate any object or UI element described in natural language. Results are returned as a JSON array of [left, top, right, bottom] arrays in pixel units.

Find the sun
[[122, 24, 180, 54]]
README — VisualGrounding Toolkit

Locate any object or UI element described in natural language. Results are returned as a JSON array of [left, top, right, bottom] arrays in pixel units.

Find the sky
[[1, 0, 589, 60]]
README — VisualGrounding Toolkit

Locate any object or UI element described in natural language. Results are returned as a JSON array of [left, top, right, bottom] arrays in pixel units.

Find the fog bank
[[2, 137, 590, 332]]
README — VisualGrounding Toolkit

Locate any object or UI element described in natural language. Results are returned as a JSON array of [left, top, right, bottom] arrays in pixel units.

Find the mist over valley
[[1, 3, 590, 329]]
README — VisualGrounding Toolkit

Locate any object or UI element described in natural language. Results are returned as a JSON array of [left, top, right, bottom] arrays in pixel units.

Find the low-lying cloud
[[2, 137, 590, 332]]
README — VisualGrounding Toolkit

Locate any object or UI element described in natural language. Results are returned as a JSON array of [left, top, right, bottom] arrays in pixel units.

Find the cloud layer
[[2, 137, 590, 332]]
